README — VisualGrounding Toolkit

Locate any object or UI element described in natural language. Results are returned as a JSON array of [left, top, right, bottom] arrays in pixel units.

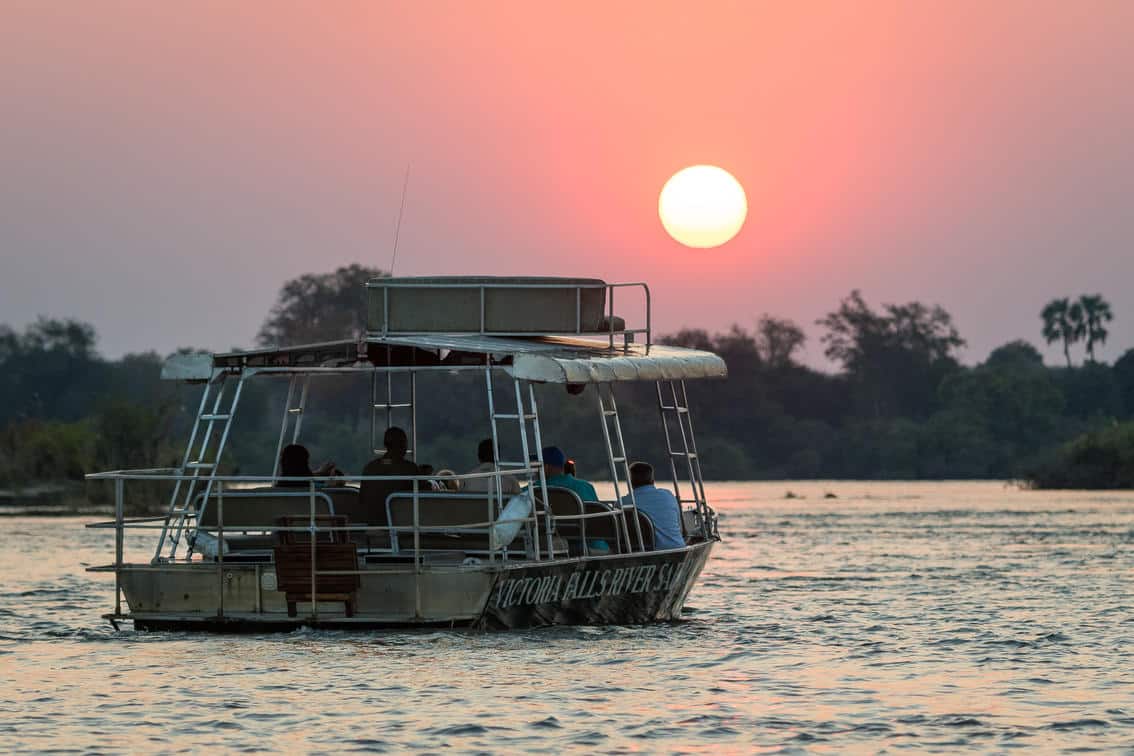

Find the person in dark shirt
[[276, 444, 340, 487], [360, 427, 424, 514]]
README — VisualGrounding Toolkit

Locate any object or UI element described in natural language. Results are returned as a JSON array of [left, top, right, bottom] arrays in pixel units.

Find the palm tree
[[1041, 298, 1080, 367], [1078, 294, 1114, 362]]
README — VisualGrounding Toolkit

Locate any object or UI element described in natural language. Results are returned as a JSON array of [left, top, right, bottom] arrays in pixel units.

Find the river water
[[2, 481, 1132, 753]]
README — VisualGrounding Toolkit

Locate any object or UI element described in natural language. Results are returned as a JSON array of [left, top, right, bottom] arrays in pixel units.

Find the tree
[[817, 291, 965, 418], [0, 317, 106, 425], [1041, 297, 1083, 368], [659, 328, 713, 351], [1116, 348, 1134, 419], [986, 340, 1044, 369], [1077, 294, 1113, 363], [755, 315, 805, 368], [257, 264, 389, 346]]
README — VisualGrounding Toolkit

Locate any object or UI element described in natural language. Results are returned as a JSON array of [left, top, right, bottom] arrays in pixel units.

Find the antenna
[[389, 164, 411, 275]]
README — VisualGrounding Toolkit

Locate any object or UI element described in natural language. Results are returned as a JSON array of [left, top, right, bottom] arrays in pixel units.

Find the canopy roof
[[163, 334, 727, 384]]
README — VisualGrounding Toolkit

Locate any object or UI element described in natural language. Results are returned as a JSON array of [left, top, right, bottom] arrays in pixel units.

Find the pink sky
[[2, 2, 1132, 366]]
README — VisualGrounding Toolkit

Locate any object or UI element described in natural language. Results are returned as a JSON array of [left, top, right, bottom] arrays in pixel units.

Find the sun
[[659, 165, 747, 248]]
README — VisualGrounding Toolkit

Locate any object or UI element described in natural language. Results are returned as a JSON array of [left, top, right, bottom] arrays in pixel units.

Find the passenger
[[541, 446, 598, 502], [463, 438, 521, 495], [360, 427, 423, 512], [433, 469, 462, 492], [276, 444, 340, 488], [621, 461, 685, 550]]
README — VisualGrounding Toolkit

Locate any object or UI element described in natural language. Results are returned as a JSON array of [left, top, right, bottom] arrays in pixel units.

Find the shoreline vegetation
[[2, 266, 1132, 514]]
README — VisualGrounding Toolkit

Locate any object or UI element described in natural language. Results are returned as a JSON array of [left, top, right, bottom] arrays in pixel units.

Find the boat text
[[492, 561, 693, 610]]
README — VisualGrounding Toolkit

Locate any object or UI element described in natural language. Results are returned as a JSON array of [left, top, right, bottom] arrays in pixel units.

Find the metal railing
[[84, 467, 656, 622], [365, 279, 652, 350]]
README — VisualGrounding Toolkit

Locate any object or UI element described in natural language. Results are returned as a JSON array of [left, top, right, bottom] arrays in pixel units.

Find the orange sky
[[1, 2, 1132, 365]]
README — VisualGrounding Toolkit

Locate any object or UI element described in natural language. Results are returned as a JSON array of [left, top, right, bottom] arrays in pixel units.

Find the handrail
[[365, 280, 652, 348], [85, 470, 699, 623]]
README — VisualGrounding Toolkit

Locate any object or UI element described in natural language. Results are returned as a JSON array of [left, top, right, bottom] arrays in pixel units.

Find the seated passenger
[[542, 446, 598, 503], [433, 469, 462, 492], [620, 462, 685, 550], [463, 438, 521, 496], [360, 427, 423, 511], [276, 444, 341, 488]]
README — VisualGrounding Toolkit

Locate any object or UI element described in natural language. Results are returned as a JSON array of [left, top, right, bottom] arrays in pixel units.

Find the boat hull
[[119, 541, 714, 632]]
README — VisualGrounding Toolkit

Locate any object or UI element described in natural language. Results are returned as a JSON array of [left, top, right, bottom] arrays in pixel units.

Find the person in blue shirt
[[621, 461, 685, 550], [541, 446, 598, 502]]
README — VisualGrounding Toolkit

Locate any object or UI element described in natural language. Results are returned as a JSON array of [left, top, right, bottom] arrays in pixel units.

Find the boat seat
[[195, 488, 336, 530], [385, 492, 565, 558], [540, 487, 627, 555], [632, 510, 656, 552], [193, 488, 337, 554]]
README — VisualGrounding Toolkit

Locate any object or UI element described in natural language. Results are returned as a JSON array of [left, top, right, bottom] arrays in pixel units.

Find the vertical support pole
[[596, 385, 633, 553], [608, 286, 616, 350], [609, 386, 644, 551], [485, 364, 504, 521], [413, 478, 422, 618], [644, 283, 652, 349], [385, 362, 393, 439], [656, 381, 683, 505], [410, 371, 417, 462], [512, 378, 540, 561], [114, 477, 124, 618], [369, 369, 378, 456], [670, 381, 702, 534], [679, 380, 711, 538], [274, 376, 298, 479], [309, 480, 317, 621], [291, 375, 310, 443], [382, 287, 389, 336], [217, 480, 225, 620], [527, 383, 551, 560]]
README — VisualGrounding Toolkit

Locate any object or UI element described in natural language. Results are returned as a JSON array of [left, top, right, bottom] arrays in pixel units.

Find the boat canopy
[[162, 335, 727, 384]]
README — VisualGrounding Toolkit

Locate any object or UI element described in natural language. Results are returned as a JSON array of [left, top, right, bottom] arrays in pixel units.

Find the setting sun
[[659, 165, 748, 248]]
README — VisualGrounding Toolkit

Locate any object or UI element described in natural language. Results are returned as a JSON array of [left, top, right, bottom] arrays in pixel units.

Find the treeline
[[1, 266, 1132, 501]]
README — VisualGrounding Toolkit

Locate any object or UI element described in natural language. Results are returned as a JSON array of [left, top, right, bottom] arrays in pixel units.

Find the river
[[2, 481, 1132, 753]]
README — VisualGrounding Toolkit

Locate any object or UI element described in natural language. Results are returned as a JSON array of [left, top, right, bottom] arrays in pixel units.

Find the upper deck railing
[[365, 278, 651, 349]]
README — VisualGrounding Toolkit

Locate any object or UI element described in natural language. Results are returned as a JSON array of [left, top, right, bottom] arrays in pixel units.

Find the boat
[[86, 276, 727, 631]]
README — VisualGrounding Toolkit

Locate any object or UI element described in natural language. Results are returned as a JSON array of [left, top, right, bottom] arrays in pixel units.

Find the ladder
[[370, 368, 416, 460], [656, 379, 713, 539], [154, 370, 245, 562], [272, 374, 311, 478], [485, 367, 550, 559], [596, 383, 644, 552]]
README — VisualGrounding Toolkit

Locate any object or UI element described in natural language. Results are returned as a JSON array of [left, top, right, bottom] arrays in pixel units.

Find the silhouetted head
[[629, 461, 654, 489], [542, 446, 567, 476], [477, 438, 495, 464], [384, 427, 409, 459], [280, 444, 312, 478]]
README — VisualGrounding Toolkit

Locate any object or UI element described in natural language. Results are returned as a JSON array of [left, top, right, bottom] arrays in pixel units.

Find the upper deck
[[162, 276, 728, 384]]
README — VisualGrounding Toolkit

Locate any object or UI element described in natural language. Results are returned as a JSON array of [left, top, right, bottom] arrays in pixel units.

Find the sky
[[2, 1, 1132, 368]]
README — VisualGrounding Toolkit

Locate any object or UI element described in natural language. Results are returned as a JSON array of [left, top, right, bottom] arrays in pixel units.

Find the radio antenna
[[388, 164, 411, 275]]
